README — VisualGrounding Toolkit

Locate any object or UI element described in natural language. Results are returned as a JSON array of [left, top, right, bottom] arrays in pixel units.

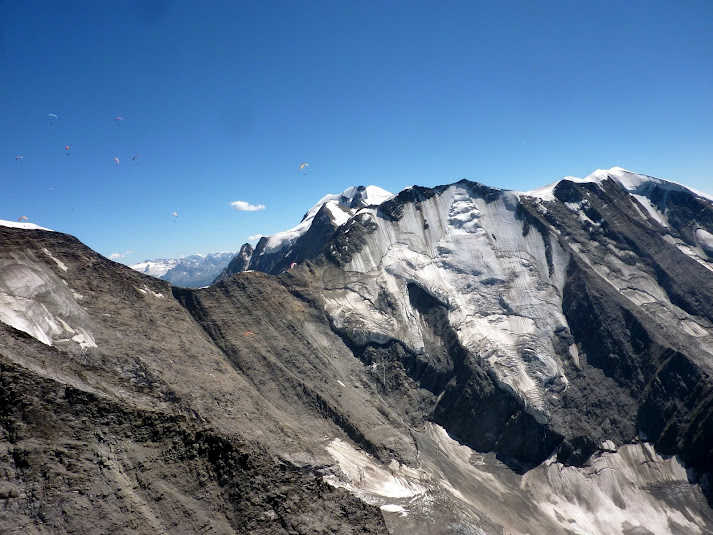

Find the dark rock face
[[0, 354, 387, 535], [378, 186, 442, 221], [245, 204, 342, 276], [325, 213, 379, 268], [214, 243, 253, 283]]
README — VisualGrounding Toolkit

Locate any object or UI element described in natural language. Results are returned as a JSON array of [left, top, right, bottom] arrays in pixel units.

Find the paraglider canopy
[[15, 154, 23, 160], [171, 211, 178, 217], [131, 154, 138, 161], [114, 116, 124, 124], [48, 113, 58, 120], [113, 157, 120, 166], [299, 162, 309, 170], [64, 145, 71, 155], [17, 216, 29, 222]]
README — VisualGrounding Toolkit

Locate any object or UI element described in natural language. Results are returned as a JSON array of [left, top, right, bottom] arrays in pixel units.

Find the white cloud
[[231, 200, 266, 212], [248, 234, 263, 241]]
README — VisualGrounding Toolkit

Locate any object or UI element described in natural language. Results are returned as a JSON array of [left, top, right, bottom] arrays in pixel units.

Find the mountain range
[[130, 252, 236, 288], [1, 167, 712, 534]]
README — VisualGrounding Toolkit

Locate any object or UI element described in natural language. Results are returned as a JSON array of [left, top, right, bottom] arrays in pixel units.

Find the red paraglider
[[64, 145, 71, 155]]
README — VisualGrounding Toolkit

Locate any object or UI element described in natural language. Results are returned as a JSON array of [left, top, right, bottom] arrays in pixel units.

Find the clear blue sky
[[2, 1, 712, 262]]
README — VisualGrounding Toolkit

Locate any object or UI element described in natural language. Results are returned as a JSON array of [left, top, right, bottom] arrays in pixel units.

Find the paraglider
[[48, 113, 58, 120], [171, 211, 178, 218], [64, 145, 71, 155], [15, 154, 23, 161], [17, 216, 28, 222], [113, 157, 120, 166], [299, 162, 309, 172], [131, 154, 139, 161], [114, 116, 124, 125]]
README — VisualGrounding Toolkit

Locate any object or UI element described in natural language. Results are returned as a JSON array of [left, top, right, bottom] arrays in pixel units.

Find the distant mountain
[[131, 252, 234, 288]]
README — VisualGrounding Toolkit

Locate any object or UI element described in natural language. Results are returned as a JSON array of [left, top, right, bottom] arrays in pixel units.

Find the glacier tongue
[[321, 183, 571, 420]]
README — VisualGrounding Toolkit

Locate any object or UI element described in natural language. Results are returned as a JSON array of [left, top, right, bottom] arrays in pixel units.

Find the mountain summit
[[1, 168, 713, 534]]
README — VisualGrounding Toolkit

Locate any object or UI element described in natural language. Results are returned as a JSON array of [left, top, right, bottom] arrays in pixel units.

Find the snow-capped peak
[[261, 185, 393, 255], [130, 258, 179, 278], [129, 251, 236, 287], [521, 166, 713, 202]]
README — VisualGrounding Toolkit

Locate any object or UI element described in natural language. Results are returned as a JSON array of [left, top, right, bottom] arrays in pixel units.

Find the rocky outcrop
[[214, 243, 253, 283]]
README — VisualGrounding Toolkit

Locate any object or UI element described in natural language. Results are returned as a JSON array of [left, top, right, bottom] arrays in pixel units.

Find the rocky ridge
[[1, 167, 713, 534]]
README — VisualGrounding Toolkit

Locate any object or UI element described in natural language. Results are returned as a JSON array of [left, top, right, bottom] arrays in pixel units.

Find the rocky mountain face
[[2, 167, 713, 534], [216, 185, 394, 280], [131, 252, 235, 288], [214, 244, 253, 284]]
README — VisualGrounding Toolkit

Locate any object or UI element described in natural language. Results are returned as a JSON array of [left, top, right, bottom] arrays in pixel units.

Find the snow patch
[[137, 285, 164, 298], [380, 504, 407, 516], [324, 438, 426, 501], [632, 194, 668, 226], [71, 331, 97, 350], [422, 423, 708, 535], [0, 263, 96, 350], [0, 219, 53, 231], [42, 248, 68, 272], [361, 185, 395, 205], [696, 227, 713, 253]]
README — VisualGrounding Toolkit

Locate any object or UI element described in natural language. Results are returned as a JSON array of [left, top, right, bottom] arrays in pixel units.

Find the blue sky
[[1, 1, 712, 262]]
